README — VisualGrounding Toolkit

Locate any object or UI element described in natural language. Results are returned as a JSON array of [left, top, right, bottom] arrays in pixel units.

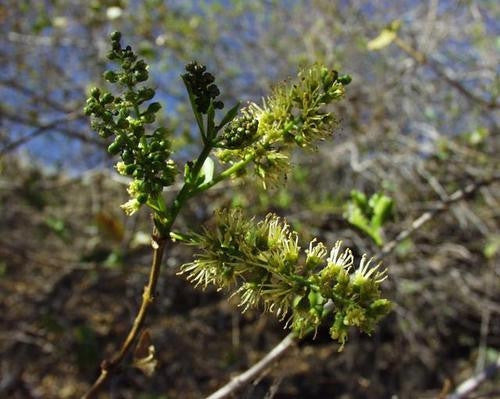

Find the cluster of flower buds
[[182, 61, 224, 114], [179, 209, 391, 348], [215, 64, 352, 187], [105, 31, 149, 85], [84, 32, 176, 215], [218, 112, 259, 148]]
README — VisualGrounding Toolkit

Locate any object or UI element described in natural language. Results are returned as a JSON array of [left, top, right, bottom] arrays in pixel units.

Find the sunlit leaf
[[367, 21, 401, 51]]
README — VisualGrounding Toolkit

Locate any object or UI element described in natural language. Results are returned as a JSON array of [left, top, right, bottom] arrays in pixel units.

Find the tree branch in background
[[447, 356, 500, 399], [206, 333, 296, 399], [393, 37, 499, 110], [380, 174, 500, 257]]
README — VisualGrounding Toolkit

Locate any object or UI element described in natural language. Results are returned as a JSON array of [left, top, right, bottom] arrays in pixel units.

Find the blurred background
[[0, 1, 499, 398]]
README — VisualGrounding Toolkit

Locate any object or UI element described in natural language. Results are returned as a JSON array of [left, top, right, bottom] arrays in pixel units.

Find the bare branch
[[206, 333, 296, 399], [447, 357, 500, 399], [380, 174, 500, 258]]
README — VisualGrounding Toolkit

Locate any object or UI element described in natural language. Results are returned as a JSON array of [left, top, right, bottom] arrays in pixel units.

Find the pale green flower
[[179, 209, 391, 346], [215, 64, 349, 187]]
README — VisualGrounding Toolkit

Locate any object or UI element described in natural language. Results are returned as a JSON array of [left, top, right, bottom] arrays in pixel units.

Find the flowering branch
[[179, 209, 391, 348], [83, 31, 354, 397], [204, 173, 500, 399]]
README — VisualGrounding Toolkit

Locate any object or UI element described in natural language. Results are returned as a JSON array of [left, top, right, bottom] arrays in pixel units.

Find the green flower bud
[[115, 118, 128, 129], [150, 142, 163, 152], [141, 113, 155, 124], [124, 164, 137, 175], [137, 193, 148, 204], [103, 70, 118, 83], [132, 125, 145, 136], [138, 87, 155, 101], [183, 61, 223, 113], [146, 102, 162, 114], [107, 50, 118, 60], [111, 31, 122, 42], [125, 91, 136, 102], [108, 141, 122, 155], [90, 87, 100, 99], [338, 74, 352, 85], [220, 114, 259, 148], [135, 70, 148, 82], [101, 93, 114, 104], [122, 149, 134, 163], [84, 105, 94, 116], [213, 100, 224, 109]]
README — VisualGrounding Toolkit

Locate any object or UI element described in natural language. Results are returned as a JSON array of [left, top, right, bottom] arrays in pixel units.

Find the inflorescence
[[216, 64, 351, 186], [182, 61, 224, 114], [179, 209, 391, 349], [85, 31, 177, 216]]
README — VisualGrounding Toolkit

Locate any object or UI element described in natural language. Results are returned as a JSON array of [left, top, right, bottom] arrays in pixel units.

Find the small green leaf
[[181, 75, 205, 138], [370, 194, 394, 228], [200, 157, 215, 186], [207, 101, 215, 139], [484, 235, 500, 259], [367, 21, 401, 51], [350, 190, 369, 216], [217, 102, 241, 131]]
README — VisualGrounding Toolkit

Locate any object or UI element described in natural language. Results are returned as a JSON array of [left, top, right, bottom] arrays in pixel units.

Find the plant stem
[[194, 151, 256, 194], [83, 232, 167, 398], [83, 141, 214, 398]]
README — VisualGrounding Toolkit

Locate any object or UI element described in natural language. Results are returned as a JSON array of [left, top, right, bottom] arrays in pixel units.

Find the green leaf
[[370, 194, 393, 228], [345, 191, 394, 246], [367, 21, 401, 51], [350, 190, 370, 216], [181, 75, 205, 139], [367, 29, 396, 51], [217, 102, 240, 131], [200, 156, 215, 186]]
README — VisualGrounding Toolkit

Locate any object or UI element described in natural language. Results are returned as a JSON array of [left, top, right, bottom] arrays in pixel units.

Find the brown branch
[[82, 232, 167, 398], [0, 111, 102, 155], [380, 174, 500, 258], [393, 37, 499, 110]]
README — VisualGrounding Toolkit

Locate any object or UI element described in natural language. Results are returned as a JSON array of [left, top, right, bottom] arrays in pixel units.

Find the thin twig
[[380, 174, 500, 258], [447, 357, 500, 399], [82, 233, 167, 398], [206, 333, 296, 399], [393, 37, 498, 109]]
